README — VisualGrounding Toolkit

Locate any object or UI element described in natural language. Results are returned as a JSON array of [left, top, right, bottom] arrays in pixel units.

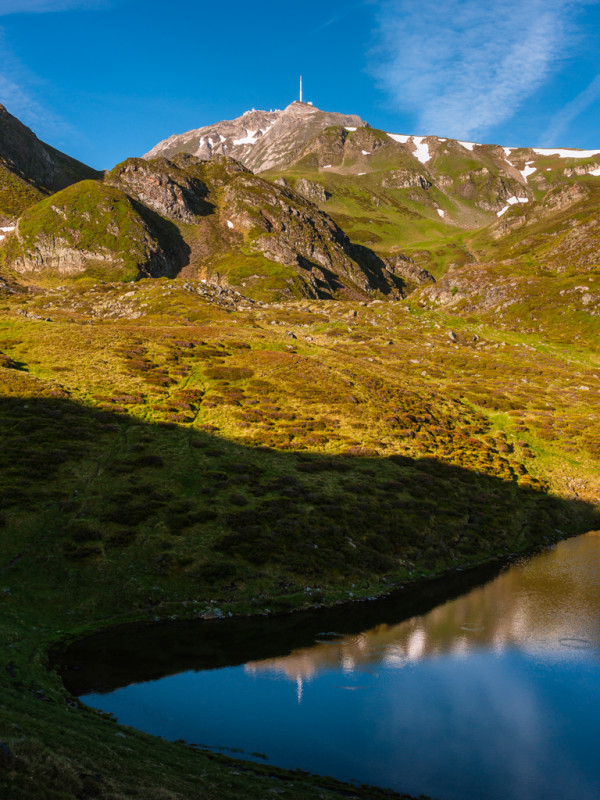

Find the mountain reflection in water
[[245, 532, 600, 688], [65, 532, 600, 800]]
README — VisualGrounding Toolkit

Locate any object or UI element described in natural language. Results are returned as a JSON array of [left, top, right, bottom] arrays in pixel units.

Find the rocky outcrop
[[382, 170, 432, 190], [107, 158, 211, 223], [9, 240, 169, 278], [456, 168, 531, 212], [563, 163, 600, 177], [383, 255, 436, 286], [541, 183, 588, 212], [218, 167, 393, 296], [294, 178, 330, 203], [274, 177, 330, 203]]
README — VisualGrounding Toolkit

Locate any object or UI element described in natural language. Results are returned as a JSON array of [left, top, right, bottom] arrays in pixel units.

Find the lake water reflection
[[71, 533, 600, 800]]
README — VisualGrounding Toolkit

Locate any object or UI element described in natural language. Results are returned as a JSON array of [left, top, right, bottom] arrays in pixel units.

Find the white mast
[[300, 75, 303, 103]]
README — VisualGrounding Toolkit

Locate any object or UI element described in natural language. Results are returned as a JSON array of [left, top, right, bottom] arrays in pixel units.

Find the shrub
[[204, 366, 254, 381], [106, 529, 138, 547], [135, 455, 165, 468]]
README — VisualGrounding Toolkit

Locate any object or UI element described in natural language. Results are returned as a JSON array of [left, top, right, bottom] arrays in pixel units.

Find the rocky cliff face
[[275, 177, 330, 204], [1, 153, 417, 299], [381, 170, 432, 190], [220, 169, 374, 295], [107, 158, 211, 223], [384, 255, 436, 288]]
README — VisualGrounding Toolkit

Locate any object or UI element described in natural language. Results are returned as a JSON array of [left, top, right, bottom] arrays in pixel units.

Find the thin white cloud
[[0, 72, 74, 140], [540, 74, 600, 146], [0, 28, 76, 143], [371, 0, 593, 140], [0, 0, 105, 14], [314, 0, 372, 33], [0, 0, 113, 136]]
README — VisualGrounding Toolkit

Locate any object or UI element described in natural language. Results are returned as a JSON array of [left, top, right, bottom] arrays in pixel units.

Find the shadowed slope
[[0, 103, 100, 222], [0, 388, 597, 798]]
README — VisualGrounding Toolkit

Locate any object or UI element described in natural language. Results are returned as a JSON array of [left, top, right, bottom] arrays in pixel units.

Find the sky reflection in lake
[[81, 533, 600, 800]]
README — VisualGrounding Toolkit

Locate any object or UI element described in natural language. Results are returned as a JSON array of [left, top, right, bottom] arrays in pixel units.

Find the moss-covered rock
[[1, 180, 178, 281]]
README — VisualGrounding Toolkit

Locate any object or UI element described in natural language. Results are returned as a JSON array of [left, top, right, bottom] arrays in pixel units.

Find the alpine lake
[[57, 532, 600, 800]]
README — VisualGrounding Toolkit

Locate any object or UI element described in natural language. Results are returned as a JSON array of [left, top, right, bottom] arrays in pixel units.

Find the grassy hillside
[[0, 279, 598, 798], [0, 161, 45, 221], [0, 180, 185, 283], [418, 179, 600, 346], [264, 127, 600, 279]]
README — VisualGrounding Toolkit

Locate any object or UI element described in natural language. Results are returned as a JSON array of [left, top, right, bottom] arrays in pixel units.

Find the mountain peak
[[284, 100, 318, 111], [143, 103, 368, 172]]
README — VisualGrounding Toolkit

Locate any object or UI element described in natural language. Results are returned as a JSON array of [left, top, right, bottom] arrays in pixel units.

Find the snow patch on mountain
[[503, 150, 536, 183], [387, 133, 411, 144], [520, 163, 536, 181], [497, 196, 529, 217], [412, 137, 431, 164], [532, 147, 600, 158], [386, 132, 433, 162], [233, 130, 259, 146], [457, 141, 475, 151], [0, 225, 14, 243]]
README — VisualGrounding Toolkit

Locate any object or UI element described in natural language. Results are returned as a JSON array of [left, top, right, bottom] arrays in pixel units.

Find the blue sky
[[1, 0, 600, 169]]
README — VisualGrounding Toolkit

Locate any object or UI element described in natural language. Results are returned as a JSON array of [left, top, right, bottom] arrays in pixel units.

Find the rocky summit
[[145, 101, 367, 172]]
